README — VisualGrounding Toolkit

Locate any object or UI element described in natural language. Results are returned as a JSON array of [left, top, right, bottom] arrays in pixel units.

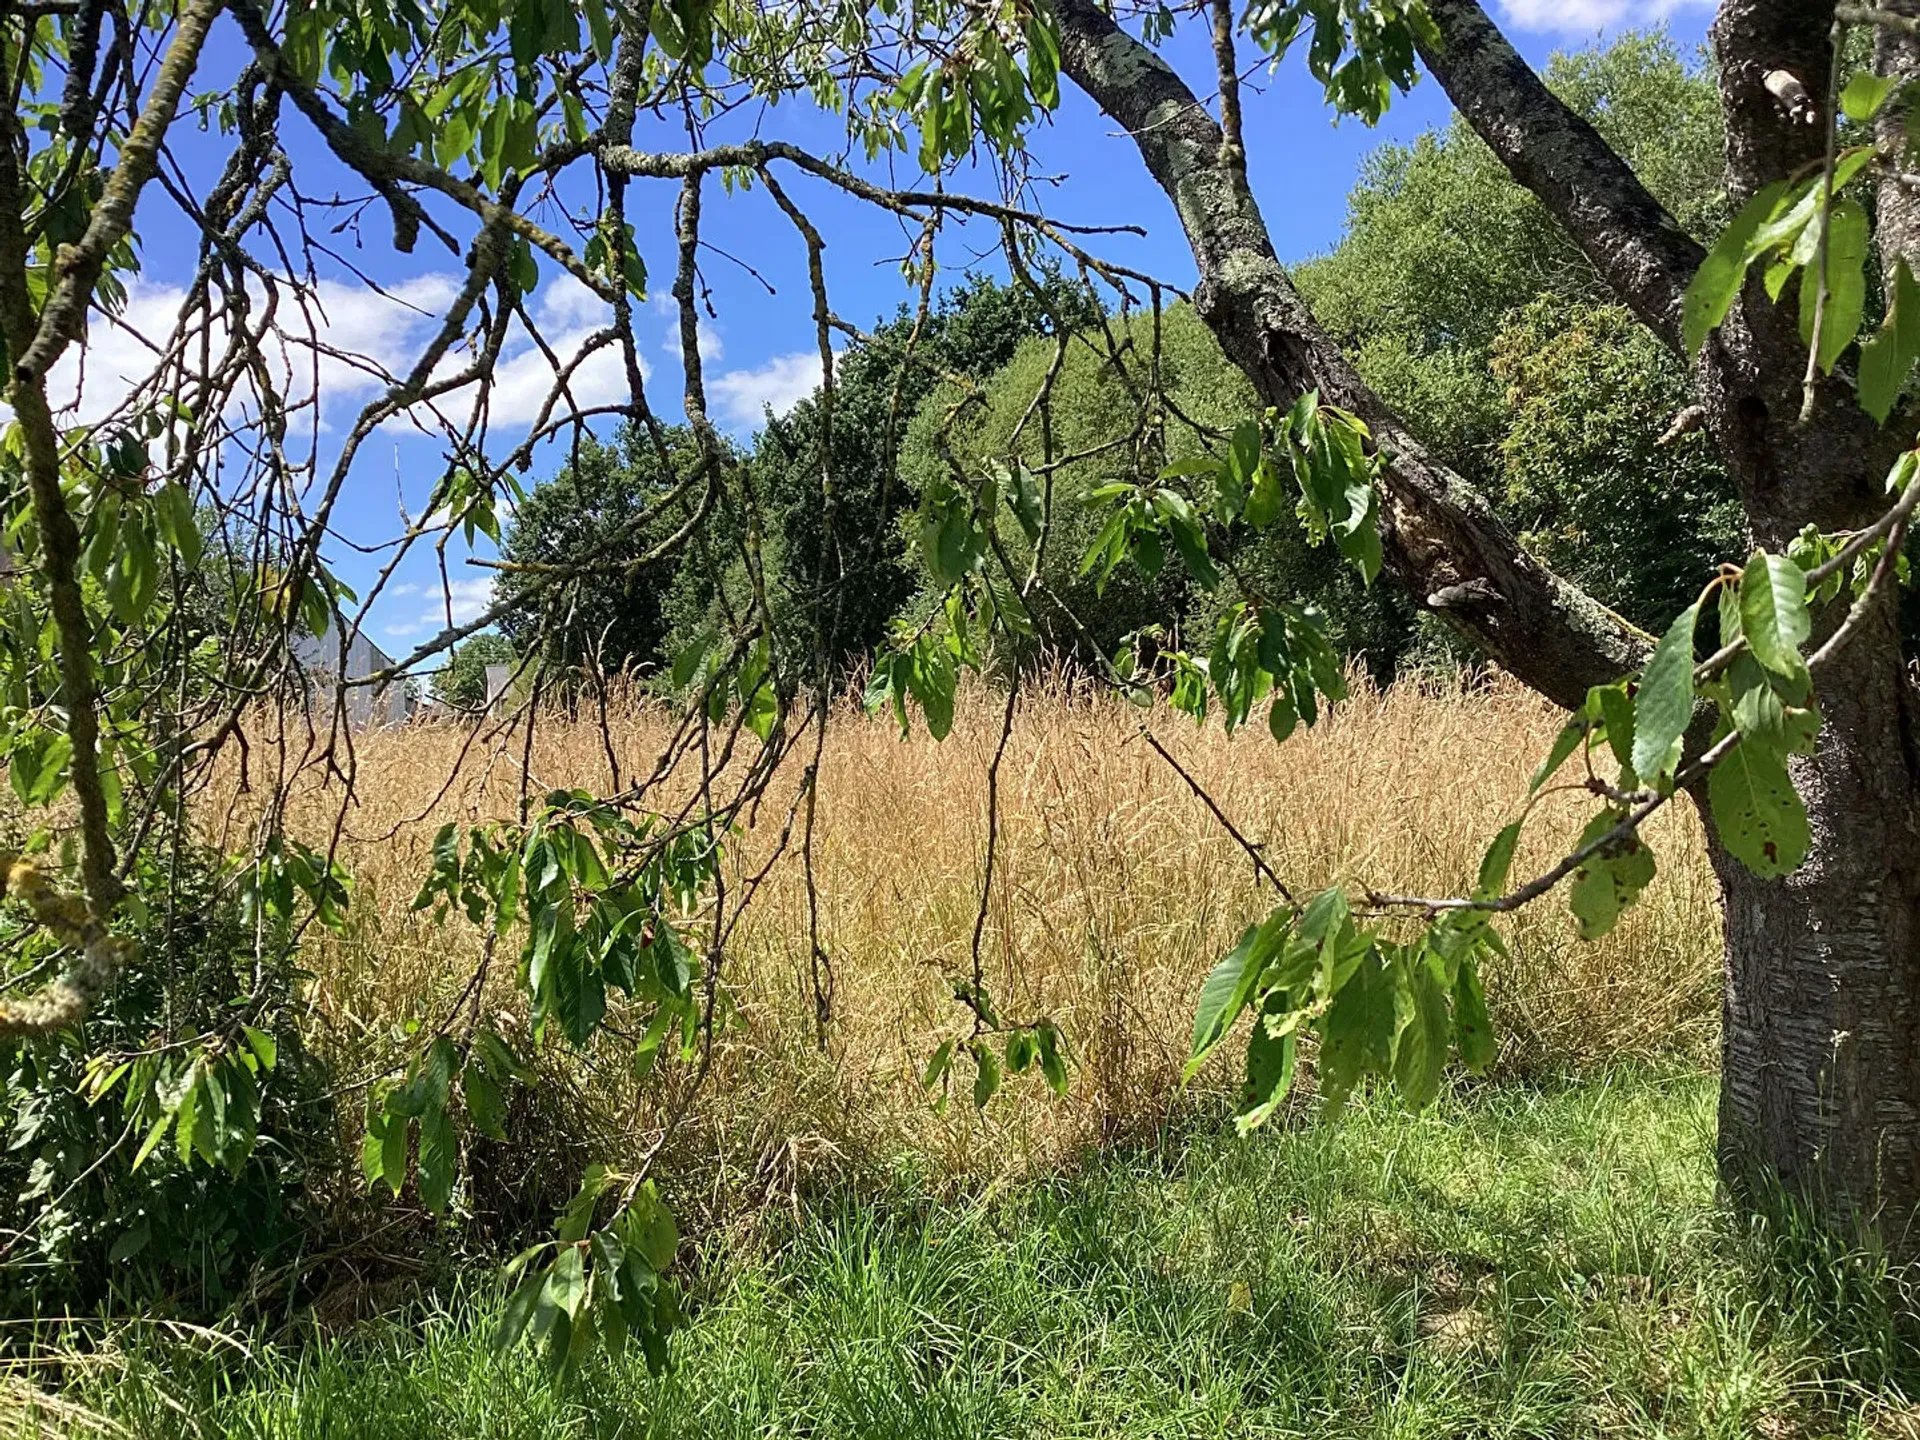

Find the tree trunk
[[1710, 594, 1920, 1246]]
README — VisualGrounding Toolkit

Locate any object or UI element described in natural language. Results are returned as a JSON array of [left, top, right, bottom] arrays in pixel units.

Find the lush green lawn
[[25, 1067, 1920, 1439]]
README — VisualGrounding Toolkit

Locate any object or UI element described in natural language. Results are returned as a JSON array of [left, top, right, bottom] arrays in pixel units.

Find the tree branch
[[1415, 0, 1706, 354], [1053, 0, 1646, 710]]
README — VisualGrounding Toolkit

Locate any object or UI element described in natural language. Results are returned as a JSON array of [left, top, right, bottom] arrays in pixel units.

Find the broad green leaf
[[1631, 602, 1700, 790], [1268, 688, 1298, 744], [361, 1104, 391, 1188], [1186, 915, 1282, 1077], [1035, 1022, 1068, 1098], [381, 1106, 408, 1191], [628, 1184, 679, 1270], [1006, 462, 1043, 542], [1799, 199, 1871, 374], [1234, 993, 1298, 1134], [496, 1269, 550, 1351], [971, 1041, 1002, 1109], [1857, 259, 1920, 422], [921, 1037, 955, 1091], [1317, 946, 1397, 1111], [1475, 821, 1522, 900], [1004, 1028, 1036, 1074], [417, 1107, 456, 1212], [464, 1061, 508, 1141], [1740, 550, 1811, 681], [1453, 957, 1496, 1074], [1392, 954, 1451, 1111], [1567, 811, 1656, 940], [1841, 72, 1898, 123], [546, 1246, 588, 1318], [1684, 180, 1789, 356], [1708, 734, 1811, 878], [241, 1026, 278, 1070], [1595, 681, 1638, 785], [1530, 714, 1589, 793]]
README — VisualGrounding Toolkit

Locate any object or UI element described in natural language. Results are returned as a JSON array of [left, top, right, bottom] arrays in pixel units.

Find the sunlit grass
[[21, 1067, 1920, 1440]]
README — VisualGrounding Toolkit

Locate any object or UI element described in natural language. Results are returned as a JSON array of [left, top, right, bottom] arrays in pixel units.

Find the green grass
[[19, 1067, 1920, 1439]]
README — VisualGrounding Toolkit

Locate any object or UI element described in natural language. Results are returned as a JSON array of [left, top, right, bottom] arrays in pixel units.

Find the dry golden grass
[[264, 671, 1720, 1211]]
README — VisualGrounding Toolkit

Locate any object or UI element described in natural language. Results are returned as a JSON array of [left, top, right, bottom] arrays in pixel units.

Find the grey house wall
[[290, 629, 416, 728]]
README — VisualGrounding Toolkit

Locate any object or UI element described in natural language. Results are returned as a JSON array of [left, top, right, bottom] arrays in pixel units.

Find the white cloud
[[708, 350, 824, 431], [383, 576, 494, 639], [1494, 0, 1708, 31], [33, 270, 646, 443]]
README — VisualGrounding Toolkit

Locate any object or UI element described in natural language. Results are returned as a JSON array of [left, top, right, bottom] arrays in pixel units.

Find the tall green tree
[[745, 270, 1100, 666], [496, 425, 708, 679]]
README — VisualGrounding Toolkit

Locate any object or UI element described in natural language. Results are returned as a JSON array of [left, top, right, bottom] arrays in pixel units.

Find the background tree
[[732, 270, 1100, 667], [496, 426, 707, 679], [897, 302, 1417, 668]]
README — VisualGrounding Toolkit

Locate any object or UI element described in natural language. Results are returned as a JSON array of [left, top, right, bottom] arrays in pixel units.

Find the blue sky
[[64, 0, 1713, 656]]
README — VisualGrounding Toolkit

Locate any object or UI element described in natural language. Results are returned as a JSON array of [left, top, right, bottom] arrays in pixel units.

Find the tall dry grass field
[[248, 673, 1719, 1218]]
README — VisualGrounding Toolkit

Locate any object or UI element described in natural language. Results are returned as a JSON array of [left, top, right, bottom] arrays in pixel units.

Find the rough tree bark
[[1057, 0, 1920, 1247]]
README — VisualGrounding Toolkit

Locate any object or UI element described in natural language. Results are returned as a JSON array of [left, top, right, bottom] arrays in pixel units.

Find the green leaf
[[546, 1245, 588, 1317], [921, 1037, 955, 1092], [496, 1269, 549, 1351], [1006, 462, 1043, 543], [1186, 915, 1282, 1077], [1631, 602, 1700, 790], [108, 1219, 151, 1264], [381, 1106, 408, 1192], [1740, 550, 1811, 681], [1392, 953, 1451, 1111], [1453, 957, 1496, 1074], [361, 1104, 391, 1188], [1684, 180, 1790, 357], [1234, 993, 1298, 1134], [1530, 714, 1589, 793], [417, 1106, 456, 1212], [1595, 681, 1638, 785], [1218, 421, 1261, 522], [1035, 1021, 1068, 1098], [1841, 71, 1898, 123], [1708, 734, 1811, 878], [971, 1041, 1002, 1109], [464, 1060, 508, 1141], [1244, 452, 1284, 530], [1267, 688, 1298, 744], [582, 0, 614, 57], [1317, 946, 1397, 1112], [1475, 821, 1522, 900], [241, 1026, 278, 1070], [628, 1183, 679, 1270], [1858, 258, 1920, 423], [1799, 199, 1871, 374], [1567, 811, 1656, 940]]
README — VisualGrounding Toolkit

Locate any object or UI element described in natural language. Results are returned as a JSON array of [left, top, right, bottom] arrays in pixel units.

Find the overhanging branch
[[1052, 0, 1646, 710]]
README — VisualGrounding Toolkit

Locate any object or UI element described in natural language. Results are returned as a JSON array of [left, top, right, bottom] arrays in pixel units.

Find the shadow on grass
[[19, 1064, 1920, 1440]]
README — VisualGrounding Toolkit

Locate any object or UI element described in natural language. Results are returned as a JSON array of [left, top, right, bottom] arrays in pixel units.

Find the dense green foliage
[[743, 270, 1100, 670], [897, 303, 1420, 672], [1, 844, 333, 1316], [494, 276, 1095, 682], [34, 1068, 1920, 1439]]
